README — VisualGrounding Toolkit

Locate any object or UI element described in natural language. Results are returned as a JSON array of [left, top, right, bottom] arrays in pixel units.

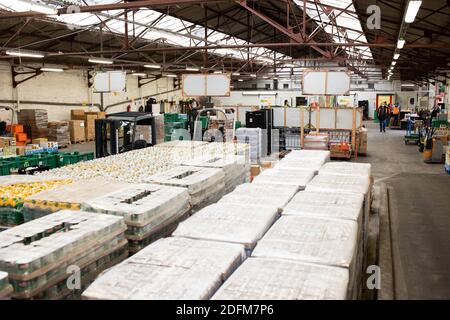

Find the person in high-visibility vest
[[392, 104, 400, 126]]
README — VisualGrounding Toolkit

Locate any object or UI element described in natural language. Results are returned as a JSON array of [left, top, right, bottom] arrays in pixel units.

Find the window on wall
[[265, 83, 271, 89], [283, 83, 289, 89], [252, 83, 257, 89]]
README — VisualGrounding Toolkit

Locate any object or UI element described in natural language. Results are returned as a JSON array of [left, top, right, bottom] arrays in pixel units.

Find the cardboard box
[[85, 111, 106, 119], [71, 109, 86, 120], [0, 137, 15, 147], [69, 120, 85, 143], [11, 124, 24, 134], [32, 138, 48, 144], [84, 114, 97, 141], [250, 165, 261, 177]]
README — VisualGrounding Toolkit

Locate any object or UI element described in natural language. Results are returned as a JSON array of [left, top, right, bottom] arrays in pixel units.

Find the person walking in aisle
[[378, 102, 389, 133]]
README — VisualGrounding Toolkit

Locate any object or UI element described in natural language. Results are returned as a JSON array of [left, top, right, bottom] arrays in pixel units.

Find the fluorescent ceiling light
[[185, 67, 199, 72], [250, 74, 257, 78], [405, 1, 422, 23], [88, 58, 113, 65], [40, 67, 63, 72], [132, 73, 147, 77], [232, 72, 240, 76], [397, 39, 405, 49], [402, 83, 415, 87], [6, 50, 44, 58], [283, 64, 296, 68], [166, 74, 177, 78], [238, 79, 243, 82], [392, 61, 397, 66], [144, 64, 161, 69], [394, 53, 400, 60], [213, 71, 222, 74]]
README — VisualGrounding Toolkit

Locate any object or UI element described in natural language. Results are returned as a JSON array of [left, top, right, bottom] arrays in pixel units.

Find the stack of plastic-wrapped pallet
[[0, 210, 127, 299], [82, 237, 246, 300], [182, 154, 250, 194], [172, 203, 279, 255], [274, 150, 330, 174], [146, 165, 226, 211], [82, 183, 191, 253], [307, 162, 372, 258], [218, 183, 298, 213], [236, 128, 263, 162], [0, 271, 13, 300], [252, 167, 315, 190]]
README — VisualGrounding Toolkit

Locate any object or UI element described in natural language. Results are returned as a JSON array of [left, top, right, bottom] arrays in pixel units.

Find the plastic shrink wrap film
[[305, 173, 372, 262], [0, 210, 127, 299], [82, 237, 246, 300], [212, 257, 349, 300], [252, 216, 360, 299], [82, 184, 191, 251], [219, 183, 298, 212], [145, 166, 226, 210], [275, 157, 325, 174], [172, 203, 279, 253], [181, 155, 249, 193], [153, 140, 209, 149], [319, 162, 372, 177], [0, 271, 13, 299], [252, 169, 315, 190], [283, 150, 331, 162], [236, 128, 262, 162], [283, 190, 365, 281], [22, 180, 129, 222]]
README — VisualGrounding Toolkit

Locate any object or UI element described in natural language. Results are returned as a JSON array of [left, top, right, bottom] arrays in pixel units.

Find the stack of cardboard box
[[48, 121, 70, 147], [70, 110, 105, 142], [17, 109, 49, 138]]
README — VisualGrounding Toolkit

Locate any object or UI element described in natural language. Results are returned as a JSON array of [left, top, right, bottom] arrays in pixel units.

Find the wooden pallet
[[70, 139, 85, 144]]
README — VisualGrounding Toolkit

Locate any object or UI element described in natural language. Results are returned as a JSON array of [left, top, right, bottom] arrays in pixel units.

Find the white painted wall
[[0, 62, 177, 123]]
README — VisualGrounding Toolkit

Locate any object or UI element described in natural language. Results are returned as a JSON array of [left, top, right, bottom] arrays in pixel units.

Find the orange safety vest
[[393, 106, 400, 115]]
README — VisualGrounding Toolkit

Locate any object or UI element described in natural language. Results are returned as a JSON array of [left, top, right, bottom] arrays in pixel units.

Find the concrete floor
[[358, 122, 450, 300]]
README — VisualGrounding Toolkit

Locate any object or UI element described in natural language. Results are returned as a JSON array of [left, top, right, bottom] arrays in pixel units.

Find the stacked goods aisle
[[82, 150, 372, 300], [0, 210, 127, 299]]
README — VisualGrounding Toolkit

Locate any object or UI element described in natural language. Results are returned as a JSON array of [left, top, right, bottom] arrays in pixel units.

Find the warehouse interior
[[0, 0, 449, 302]]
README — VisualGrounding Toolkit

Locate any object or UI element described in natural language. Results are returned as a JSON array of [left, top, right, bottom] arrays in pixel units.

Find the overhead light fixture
[[144, 64, 161, 69], [40, 67, 64, 72], [185, 67, 199, 72], [401, 83, 415, 87], [6, 50, 44, 59], [283, 63, 296, 68], [88, 58, 113, 65], [405, 0, 422, 23], [392, 61, 397, 66], [166, 74, 177, 78], [394, 53, 400, 60], [232, 72, 240, 76], [397, 39, 405, 49], [250, 74, 257, 78], [238, 79, 243, 82], [132, 73, 147, 77], [213, 70, 222, 74]]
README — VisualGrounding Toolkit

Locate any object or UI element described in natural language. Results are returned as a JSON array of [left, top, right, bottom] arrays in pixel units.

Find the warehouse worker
[[392, 104, 400, 126], [377, 102, 389, 133]]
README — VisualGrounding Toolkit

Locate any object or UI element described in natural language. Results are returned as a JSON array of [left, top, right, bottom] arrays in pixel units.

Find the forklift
[[95, 112, 158, 158]]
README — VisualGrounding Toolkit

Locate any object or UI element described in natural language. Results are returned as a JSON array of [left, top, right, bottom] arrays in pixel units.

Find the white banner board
[[303, 70, 351, 96], [182, 74, 231, 97], [94, 71, 127, 93]]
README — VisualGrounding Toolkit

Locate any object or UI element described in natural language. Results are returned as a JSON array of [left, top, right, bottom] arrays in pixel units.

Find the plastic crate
[[164, 113, 180, 123], [0, 162, 12, 176], [0, 207, 24, 226], [79, 152, 94, 162], [57, 152, 81, 167]]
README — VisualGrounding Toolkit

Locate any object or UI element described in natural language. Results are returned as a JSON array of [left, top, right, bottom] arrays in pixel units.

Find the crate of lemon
[[0, 180, 72, 227]]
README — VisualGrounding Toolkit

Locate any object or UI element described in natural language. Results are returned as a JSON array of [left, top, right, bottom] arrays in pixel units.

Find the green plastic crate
[[0, 162, 12, 176], [164, 113, 180, 123], [431, 119, 449, 128]]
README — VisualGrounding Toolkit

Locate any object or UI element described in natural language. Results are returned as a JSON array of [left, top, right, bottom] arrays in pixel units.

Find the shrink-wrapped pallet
[[154, 140, 208, 149], [146, 166, 225, 211], [22, 180, 129, 222], [173, 203, 279, 253], [0, 210, 127, 299], [182, 155, 249, 193], [236, 128, 263, 162], [283, 150, 330, 162], [0, 271, 13, 300], [252, 168, 315, 190], [82, 237, 246, 300], [319, 162, 371, 177], [275, 157, 325, 174], [252, 216, 360, 299], [212, 257, 349, 300], [82, 183, 191, 253], [219, 183, 298, 212]]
